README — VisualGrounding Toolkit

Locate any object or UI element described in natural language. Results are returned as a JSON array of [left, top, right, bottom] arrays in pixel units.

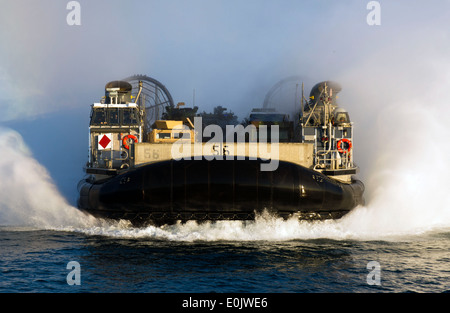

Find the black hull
[[77, 158, 364, 226]]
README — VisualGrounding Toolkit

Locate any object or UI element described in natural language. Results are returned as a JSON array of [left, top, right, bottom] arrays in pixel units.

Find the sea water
[[1, 223, 450, 293], [1, 128, 450, 294]]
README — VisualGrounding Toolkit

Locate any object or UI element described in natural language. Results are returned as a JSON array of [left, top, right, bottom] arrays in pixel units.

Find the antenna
[[135, 81, 143, 108], [301, 82, 304, 120]]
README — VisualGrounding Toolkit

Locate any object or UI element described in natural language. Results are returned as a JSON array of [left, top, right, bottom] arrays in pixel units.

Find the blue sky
[[1, 0, 449, 119], [2, 0, 447, 121], [0, 0, 449, 203]]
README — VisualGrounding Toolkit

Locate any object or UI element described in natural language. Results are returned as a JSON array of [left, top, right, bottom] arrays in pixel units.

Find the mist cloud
[[2, 1, 448, 121], [1, 1, 449, 233]]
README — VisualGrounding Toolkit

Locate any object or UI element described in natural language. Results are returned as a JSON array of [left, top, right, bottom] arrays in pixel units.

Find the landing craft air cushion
[[77, 75, 364, 225]]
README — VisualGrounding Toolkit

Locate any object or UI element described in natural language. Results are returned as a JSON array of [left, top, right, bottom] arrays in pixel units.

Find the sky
[[1, 0, 448, 119], [0, 0, 450, 208]]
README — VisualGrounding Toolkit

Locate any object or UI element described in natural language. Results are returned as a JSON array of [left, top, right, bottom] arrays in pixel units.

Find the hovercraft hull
[[77, 158, 364, 226]]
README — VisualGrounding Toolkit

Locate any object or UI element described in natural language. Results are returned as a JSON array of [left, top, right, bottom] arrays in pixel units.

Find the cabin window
[[157, 133, 171, 139], [108, 108, 120, 125], [90, 109, 107, 125], [90, 108, 139, 126], [122, 109, 139, 125]]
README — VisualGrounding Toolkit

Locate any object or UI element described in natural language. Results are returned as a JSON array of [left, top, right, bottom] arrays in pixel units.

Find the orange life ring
[[122, 134, 138, 149], [337, 138, 352, 154]]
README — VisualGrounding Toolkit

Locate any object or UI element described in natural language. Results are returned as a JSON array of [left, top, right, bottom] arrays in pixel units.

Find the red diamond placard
[[98, 134, 112, 149]]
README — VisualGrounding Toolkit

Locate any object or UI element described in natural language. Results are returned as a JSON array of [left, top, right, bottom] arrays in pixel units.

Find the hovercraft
[[77, 75, 364, 225]]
